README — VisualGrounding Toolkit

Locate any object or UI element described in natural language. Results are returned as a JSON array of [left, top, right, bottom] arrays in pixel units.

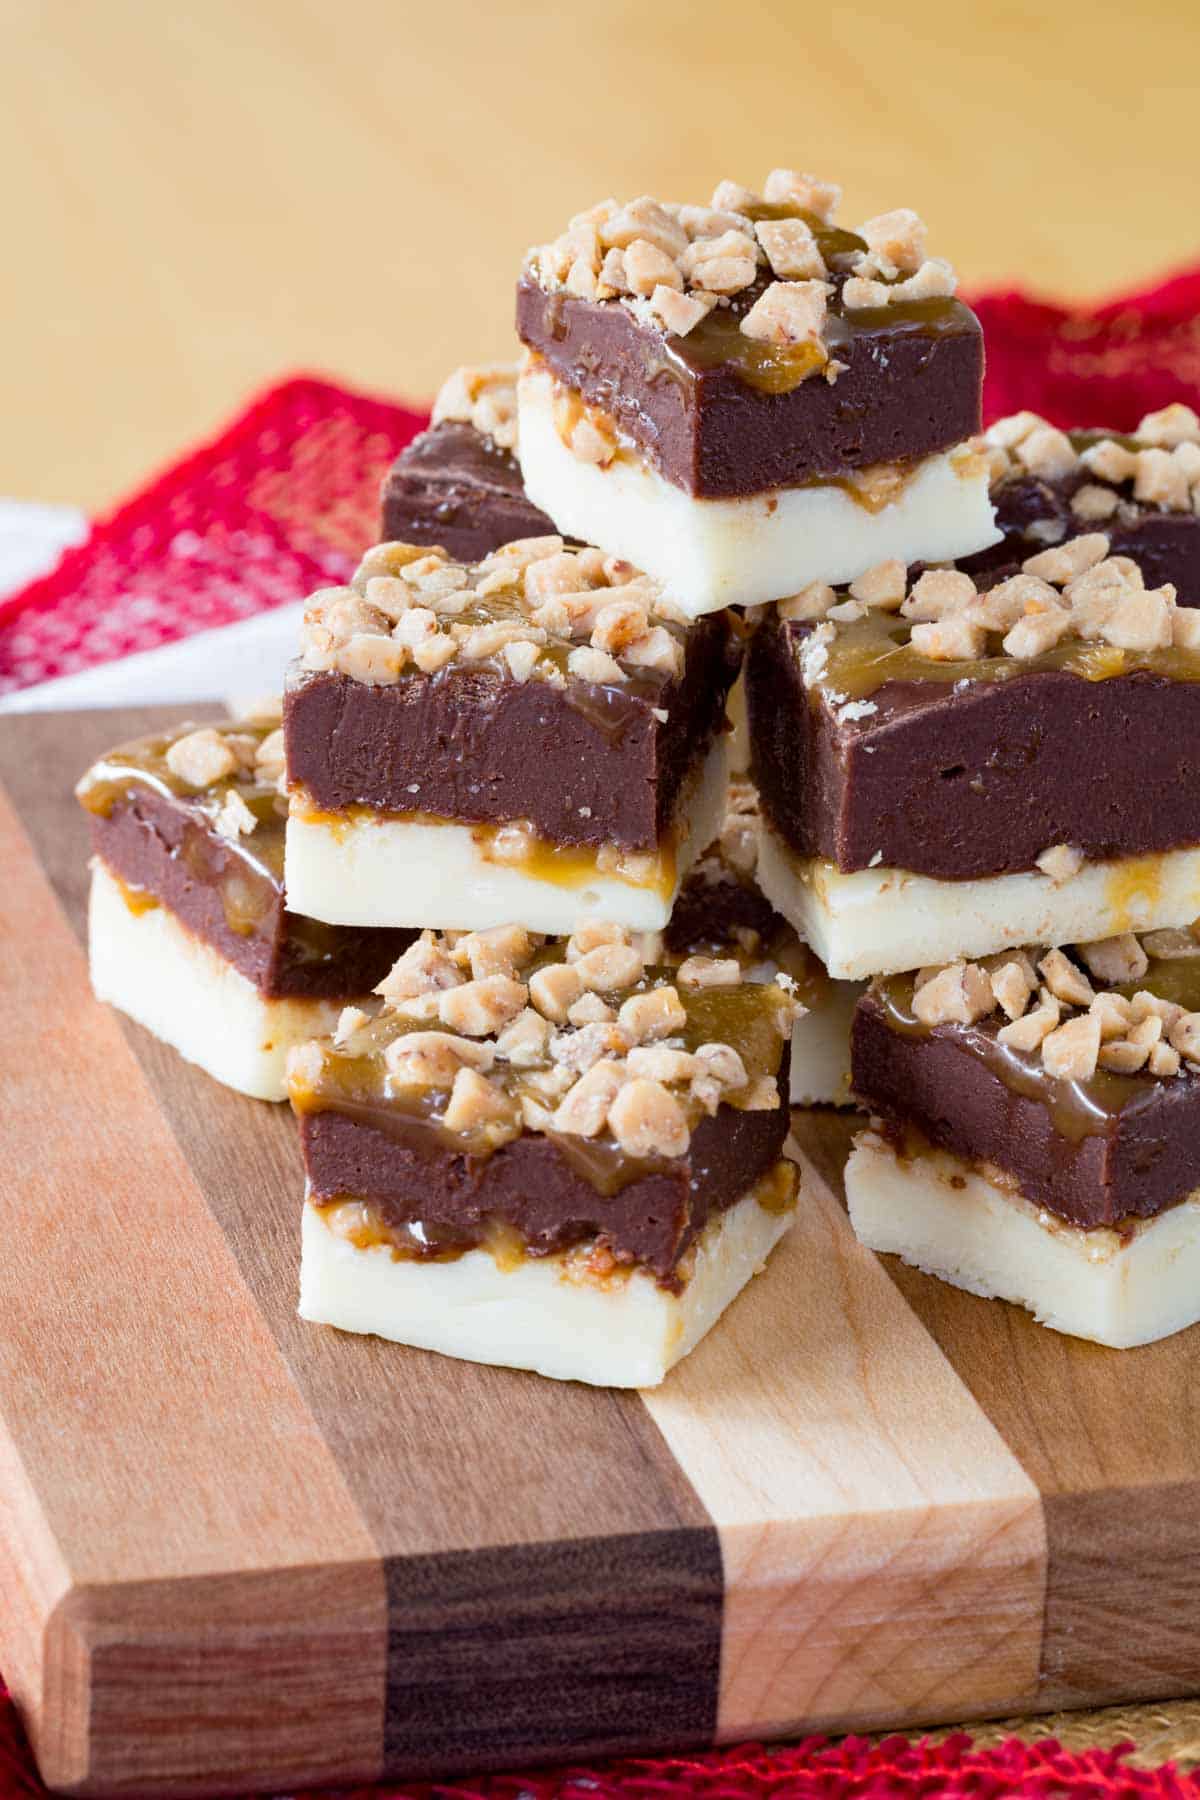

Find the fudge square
[[963, 403, 1200, 598], [515, 168, 998, 615], [847, 929, 1200, 1348], [748, 536, 1200, 979], [289, 921, 798, 1386], [76, 712, 412, 1101], [284, 536, 739, 935], [380, 363, 556, 560]]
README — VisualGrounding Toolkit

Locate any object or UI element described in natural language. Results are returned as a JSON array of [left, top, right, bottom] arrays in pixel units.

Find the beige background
[[5, 0, 1199, 511]]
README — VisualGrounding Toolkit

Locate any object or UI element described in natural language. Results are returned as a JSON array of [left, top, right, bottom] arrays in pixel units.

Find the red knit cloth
[[5, 272, 1200, 1794], [5, 262, 1200, 697], [0, 377, 428, 694]]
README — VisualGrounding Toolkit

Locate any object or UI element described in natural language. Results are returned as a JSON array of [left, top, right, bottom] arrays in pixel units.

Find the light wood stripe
[[643, 1150, 1046, 1741], [797, 1110, 1200, 1714], [0, 780, 387, 1794]]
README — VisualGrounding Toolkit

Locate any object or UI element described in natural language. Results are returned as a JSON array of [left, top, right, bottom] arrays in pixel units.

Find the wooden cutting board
[[2, 706, 1199, 1799]]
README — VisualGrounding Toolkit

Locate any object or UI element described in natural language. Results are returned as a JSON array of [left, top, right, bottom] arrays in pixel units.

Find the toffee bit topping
[[854, 208, 927, 279], [298, 538, 686, 691], [739, 277, 832, 355], [791, 533, 1195, 677], [76, 713, 288, 837], [334, 1006, 370, 1046], [299, 921, 795, 1160], [165, 727, 237, 788], [842, 258, 956, 311], [754, 217, 826, 281], [903, 932, 1200, 1083], [526, 171, 958, 381], [254, 728, 286, 787], [848, 558, 907, 611], [608, 1078, 689, 1159], [214, 788, 257, 841], [985, 405, 1200, 515], [676, 954, 742, 988], [431, 363, 518, 451], [912, 962, 993, 1026]]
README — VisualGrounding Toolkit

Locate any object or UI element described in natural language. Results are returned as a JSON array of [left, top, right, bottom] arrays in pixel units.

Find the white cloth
[[0, 499, 88, 598], [0, 500, 302, 715]]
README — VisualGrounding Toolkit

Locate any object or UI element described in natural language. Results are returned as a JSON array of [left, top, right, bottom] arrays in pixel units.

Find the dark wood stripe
[[3, 707, 724, 1778]]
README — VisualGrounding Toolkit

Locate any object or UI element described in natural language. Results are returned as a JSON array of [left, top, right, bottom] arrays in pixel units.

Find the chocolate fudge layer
[[962, 408, 1200, 602], [381, 419, 555, 560], [286, 537, 739, 851], [77, 719, 411, 999], [518, 174, 982, 498], [301, 1094, 787, 1284], [748, 541, 1200, 880], [853, 933, 1200, 1229], [290, 924, 796, 1286]]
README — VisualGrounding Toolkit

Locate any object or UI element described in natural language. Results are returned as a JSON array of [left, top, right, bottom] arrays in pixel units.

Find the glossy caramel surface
[[72, 721, 354, 964], [807, 610, 1200, 707], [77, 721, 285, 876], [872, 955, 1200, 1144], [662, 204, 972, 396], [291, 949, 793, 1188]]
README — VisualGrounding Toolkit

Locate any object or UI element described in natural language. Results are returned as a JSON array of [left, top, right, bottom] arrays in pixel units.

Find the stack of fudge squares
[[77, 164, 1200, 1381]]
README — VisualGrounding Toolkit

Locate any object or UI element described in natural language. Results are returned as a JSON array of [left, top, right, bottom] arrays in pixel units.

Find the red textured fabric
[[5, 275, 1200, 1793], [0, 374, 429, 694], [5, 264, 1200, 697], [974, 265, 1200, 433]]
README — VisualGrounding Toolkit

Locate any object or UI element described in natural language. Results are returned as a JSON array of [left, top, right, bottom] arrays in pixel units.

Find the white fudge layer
[[758, 823, 1200, 982], [846, 1131, 1200, 1350], [88, 859, 343, 1102], [517, 366, 1000, 617], [790, 978, 865, 1107], [286, 739, 728, 935], [299, 1171, 794, 1387]]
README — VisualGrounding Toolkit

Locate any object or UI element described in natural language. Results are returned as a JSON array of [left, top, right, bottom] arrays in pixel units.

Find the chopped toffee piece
[[380, 364, 557, 557], [517, 172, 982, 498], [288, 922, 796, 1285], [963, 407, 1200, 601]]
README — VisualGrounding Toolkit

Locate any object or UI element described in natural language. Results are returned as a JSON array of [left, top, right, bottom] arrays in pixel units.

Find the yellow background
[[6, 0, 1199, 510]]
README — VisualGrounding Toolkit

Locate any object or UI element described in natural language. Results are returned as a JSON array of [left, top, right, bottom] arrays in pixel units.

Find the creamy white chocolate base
[[299, 1166, 795, 1387], [757, 822, 1200, 982], [516, 366, 1000, 617], [789, 979, 865, 1106], [285, 738, 728, 935], [846, 1131, 1200, 1349], [88, 859, 343, 1102]]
